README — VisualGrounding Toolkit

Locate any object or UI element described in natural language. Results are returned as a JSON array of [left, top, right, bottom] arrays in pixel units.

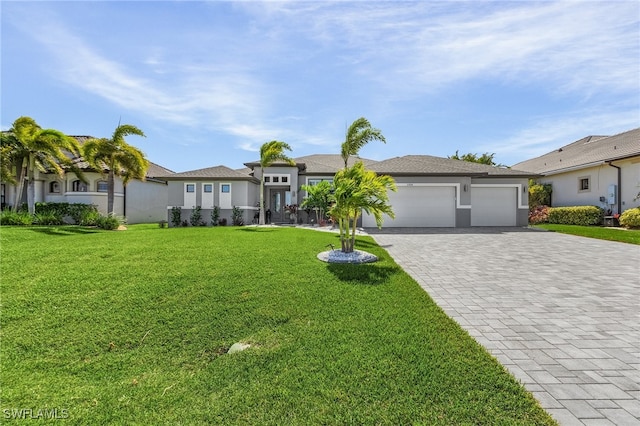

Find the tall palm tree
[[341, 117, 386, 168], [83, 124, 147, 215], [258, 140, 294, 225], [3, 116, 84, 214], [330, 161, 396, 252]]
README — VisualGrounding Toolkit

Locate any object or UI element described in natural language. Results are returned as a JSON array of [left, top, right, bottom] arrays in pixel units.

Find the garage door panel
[[363, 186, 455, 227], [471, 187, 516, 226]]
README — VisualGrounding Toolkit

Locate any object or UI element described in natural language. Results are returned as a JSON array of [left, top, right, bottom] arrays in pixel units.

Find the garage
[[362, 185, 456, 227], [471, 186, 517, 226]]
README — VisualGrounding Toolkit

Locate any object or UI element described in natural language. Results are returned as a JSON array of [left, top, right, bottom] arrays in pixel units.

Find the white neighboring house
[[512, 128, 640, 215], [1, 135, 173, 223]]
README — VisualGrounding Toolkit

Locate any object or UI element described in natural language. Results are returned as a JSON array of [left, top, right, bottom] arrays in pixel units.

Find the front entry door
[[270, 189, 291, 223]]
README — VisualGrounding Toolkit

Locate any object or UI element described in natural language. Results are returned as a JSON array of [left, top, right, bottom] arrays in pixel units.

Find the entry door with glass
[[270, 189, 291, 223]]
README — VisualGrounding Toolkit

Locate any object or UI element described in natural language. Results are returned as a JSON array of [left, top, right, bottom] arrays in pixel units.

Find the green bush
[[33, 211, 64, 225], [170, 206, 182, 227], [79, 210, 102, 226], [96, 214, 122, 230], [547, 206, 604, 225], [190, 206, 203, 226], [0, 211, 33, 225], [231, 206, 244, 226], [211, 206, 220, 226], [528, 181, 552, 209], [619, 207, 640, 228]]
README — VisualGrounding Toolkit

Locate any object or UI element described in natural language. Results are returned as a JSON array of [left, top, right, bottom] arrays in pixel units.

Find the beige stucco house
[[512, 128, 640, 215]]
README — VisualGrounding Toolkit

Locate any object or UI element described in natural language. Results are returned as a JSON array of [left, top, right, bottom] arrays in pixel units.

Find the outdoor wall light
[[463, 184, 468, 192]]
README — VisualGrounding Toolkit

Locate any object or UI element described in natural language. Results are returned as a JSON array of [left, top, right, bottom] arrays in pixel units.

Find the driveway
[[367, 227, 640, 426]]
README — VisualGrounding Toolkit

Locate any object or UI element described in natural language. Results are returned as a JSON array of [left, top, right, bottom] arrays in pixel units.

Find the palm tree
[[341, 117, 386, 168], [3, 116, 84, 214], [330, 161, 396, 252], [300, 180, 332, 225], [258, 140, 294, 225], [330, 117, 394, 252], [83, 124, 147, 215]]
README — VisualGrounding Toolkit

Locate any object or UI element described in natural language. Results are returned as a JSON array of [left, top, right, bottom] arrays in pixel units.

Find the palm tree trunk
[[107, 170, 115, 215], [259, 178, 265, 225], [26, 154, 36, 215], [12, 158, 26, 212]]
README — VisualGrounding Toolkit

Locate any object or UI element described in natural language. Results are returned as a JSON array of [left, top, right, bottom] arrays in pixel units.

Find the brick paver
[[368, 227, 640, 425]]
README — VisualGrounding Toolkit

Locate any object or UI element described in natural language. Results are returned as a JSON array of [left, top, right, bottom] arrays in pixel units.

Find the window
[[579, 177, 590, 192], [49, 181, 61, 193], [281, 176, 288, 183], [221, 184, 230, 193], [307, 178, 333, 186], [204, 184, 213, 193], [273, 176, 279, 183], [97, 181, 108, 192], [186, 184, 195, 193], [72, 180, 88, 192], [264, 176, 271, 183]]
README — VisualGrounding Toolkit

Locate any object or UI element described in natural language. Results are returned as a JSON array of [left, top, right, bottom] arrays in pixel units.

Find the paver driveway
[[367, 227, 640, 426]]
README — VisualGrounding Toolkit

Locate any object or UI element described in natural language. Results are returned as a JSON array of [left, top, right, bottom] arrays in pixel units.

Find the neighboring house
[[1, 136, 174, 223], [159, 165, 260, 225], [512, 128, 640, 215], [163, 153, 535, 227]]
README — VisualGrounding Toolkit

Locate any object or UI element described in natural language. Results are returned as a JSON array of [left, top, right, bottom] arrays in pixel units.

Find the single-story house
[[160, 154, 536, 227], [512, 128, 640, 215], [1, 136, 174, 223]]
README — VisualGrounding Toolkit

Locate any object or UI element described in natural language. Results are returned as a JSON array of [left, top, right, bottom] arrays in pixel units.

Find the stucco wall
[[539, 159, 639, 214]]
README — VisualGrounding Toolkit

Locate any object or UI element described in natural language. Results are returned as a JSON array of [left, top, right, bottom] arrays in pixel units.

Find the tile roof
[[294, 154, 378, 174], [369, 155, 535, 177], [158, 165, 258, 181], [512, 128, 640, 175]]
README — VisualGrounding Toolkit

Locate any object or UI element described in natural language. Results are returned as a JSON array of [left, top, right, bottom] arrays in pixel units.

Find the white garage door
[[471, 187, 517, 226], [362, 186, 455, 227]]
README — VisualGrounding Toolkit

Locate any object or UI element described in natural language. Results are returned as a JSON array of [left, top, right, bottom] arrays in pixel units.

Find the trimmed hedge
[[619, 207, 640, 229], [547, 206, 604, 226]]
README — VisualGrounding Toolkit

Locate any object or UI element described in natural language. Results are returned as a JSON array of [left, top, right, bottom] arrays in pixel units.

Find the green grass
[[534, 224, 640, 244], [1, 225, 556, 425]]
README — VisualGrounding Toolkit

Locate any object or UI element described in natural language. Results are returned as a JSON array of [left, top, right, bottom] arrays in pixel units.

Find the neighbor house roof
[[512, 128, 640, 175], [369, 155, 536, 177], [294, 154, 378, 174], [158, 165, 259, 182]]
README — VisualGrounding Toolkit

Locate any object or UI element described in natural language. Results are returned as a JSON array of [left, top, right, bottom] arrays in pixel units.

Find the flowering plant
[[284, 204, 298, 214]]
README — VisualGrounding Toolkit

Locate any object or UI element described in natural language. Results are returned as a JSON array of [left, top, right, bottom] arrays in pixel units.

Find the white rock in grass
[[227, 342, 251, 354], [317, 249, 378, 264]]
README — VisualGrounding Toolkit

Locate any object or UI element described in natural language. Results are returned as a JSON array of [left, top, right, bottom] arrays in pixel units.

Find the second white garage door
[[471, 186, 517, 226], [362, 186, 456, 227]]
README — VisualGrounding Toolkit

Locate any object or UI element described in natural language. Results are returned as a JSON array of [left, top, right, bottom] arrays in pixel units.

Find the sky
[[2, 1, 639, 173]]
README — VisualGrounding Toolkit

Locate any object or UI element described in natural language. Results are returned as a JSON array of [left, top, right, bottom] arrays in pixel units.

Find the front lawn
[[0, 225, 555, 424], [533, 224, 640, 245]]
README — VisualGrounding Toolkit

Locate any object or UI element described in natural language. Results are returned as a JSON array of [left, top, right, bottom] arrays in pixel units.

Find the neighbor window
[[204, 184, 213, 193], [72, 180, 87, 192], [97, 181, 108, 192], [49, 181, 61, 193], [186, 184, 195, 193], [221, 184, 230, 193], [579, 177, 590, 192]]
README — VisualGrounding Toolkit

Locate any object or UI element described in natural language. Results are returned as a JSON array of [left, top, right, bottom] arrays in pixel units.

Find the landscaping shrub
[[96, 214, 122, 230], [0, 211, 33, 225], [529, 205, 549, 224], [231, 206, 244, 226], [33, 211, 64, 225], [190, 206, 204, 226], [528, 181, 552, 208], [547, 206, 603, 226], [68, 204, 100, 225], [619, 207, 640, 228], [79, 210, 102, 226], [170, 206, 182, 227], [211, 206, 220, 226]]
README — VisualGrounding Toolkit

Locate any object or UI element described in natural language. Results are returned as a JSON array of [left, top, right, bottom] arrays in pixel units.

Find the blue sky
[[2, 1, 639, 172]]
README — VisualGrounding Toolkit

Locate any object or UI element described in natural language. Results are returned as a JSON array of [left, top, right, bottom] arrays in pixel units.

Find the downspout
[[607, 162, 621, 214]]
